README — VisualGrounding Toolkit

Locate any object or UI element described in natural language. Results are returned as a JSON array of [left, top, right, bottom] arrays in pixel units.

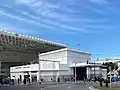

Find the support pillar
[[29, 72, 32, 82], [38, 60, 41, 83], [86, 67, 90, 79], [52, 61, 56, 81]]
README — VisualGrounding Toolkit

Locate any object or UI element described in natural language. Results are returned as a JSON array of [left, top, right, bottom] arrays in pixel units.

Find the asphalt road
[[0, 82, 94, 90]]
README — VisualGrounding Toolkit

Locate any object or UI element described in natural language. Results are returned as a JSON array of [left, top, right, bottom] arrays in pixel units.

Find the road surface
[[0, 82, 94, 90]]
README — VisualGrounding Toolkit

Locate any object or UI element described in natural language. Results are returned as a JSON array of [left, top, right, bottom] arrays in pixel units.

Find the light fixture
[[19, 34, 22, 36], [4, 30, 7, 32], [26, 35, 28, 37], [12, 32, 15, 34]]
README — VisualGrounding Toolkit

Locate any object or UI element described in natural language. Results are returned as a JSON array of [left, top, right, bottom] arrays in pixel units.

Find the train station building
[[10, 48, 92, 82], [0, 30, 106, 83], [0, 30, 66, 77]]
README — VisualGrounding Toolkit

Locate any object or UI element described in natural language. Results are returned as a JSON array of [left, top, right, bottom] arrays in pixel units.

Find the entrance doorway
[[74, 67, 86, 80]]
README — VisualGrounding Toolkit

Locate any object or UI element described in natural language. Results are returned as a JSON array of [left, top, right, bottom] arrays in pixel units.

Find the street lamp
[[75, 62, 76, 83]]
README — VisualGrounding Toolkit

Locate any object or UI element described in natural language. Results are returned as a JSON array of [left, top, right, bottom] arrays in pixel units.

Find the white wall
[[10, 64, 39, 72], [39, 49, 68, 71], [10, 61, 59, 73], [10, 62, 60, 82], [39, 48, 91, 77], [67, 50, 91, 67], [39, 49, 67, 64], [40, 61, 59, 70]]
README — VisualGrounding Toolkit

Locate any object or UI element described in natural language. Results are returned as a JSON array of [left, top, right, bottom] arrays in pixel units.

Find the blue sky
[[0, 0, 120, 57]]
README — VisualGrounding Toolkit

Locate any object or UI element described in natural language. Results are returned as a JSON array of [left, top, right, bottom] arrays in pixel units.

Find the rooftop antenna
[[77, 44, 80, 50]]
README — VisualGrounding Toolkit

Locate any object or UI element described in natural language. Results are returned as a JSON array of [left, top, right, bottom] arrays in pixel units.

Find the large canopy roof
[[0, 30, 67, 54]]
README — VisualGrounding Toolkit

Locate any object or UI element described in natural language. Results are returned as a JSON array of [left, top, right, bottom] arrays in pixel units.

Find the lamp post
[[75, 62, 76, 83], [93, 54, 100, 80]]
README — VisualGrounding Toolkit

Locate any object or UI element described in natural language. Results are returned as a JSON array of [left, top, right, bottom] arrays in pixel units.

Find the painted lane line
[[89, 86, 100, 90], [68, 85, 76, 88], [40, 85, 59, 90], [40, 84, 73, 90]]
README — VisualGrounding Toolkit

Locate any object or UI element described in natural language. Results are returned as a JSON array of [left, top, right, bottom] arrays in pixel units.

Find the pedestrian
[[11, 79, 14, 85], [0, 78, 3, 86], [65, 78, 67, 82], [23, 79, 26, 84], [28, 78, 30, 84], [18, 78, 20, 84], [57, 77, 60, 83]]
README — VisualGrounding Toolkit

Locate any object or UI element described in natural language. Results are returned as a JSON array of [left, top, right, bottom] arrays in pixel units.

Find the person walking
[[0, 78, 3, 86], [57, 77, 60, 83], [17, 78, 20, 84]]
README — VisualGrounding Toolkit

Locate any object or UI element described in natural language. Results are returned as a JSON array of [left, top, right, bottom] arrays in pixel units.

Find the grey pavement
[[0, 82, 95, 90]]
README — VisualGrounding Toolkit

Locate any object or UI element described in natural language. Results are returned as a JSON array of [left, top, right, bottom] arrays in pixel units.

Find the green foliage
[[104, 79, 110, 83], [103, 62, 118, 72]]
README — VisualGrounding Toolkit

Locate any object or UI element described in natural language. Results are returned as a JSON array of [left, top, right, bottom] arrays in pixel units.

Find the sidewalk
[[13, 81, 74, 86]]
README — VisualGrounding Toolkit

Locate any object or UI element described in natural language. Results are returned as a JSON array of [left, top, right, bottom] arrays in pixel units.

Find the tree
[[103, 62, 118, 73]]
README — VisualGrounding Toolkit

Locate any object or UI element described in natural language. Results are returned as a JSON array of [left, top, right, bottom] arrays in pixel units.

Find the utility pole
[[109, 66, 112, 88], [75, 62, 76, 83], [94, 56, 96, 81]]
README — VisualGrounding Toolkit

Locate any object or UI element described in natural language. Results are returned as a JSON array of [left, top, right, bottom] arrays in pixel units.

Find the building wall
[[39, 49, 67, 64], [39, 49, 68, 72], [10, 48, 91, 82], [10, 61, 60, 82], [67, 50, 91, 67], [88, 67, 107, 79], [10, 64, 39, 72], [39, 48, 91, 78]]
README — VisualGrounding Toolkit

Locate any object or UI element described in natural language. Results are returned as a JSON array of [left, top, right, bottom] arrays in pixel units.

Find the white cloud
[[82, 6, 106, 15], [0, 9, 53, 29], [16, 0, 36, 5], [0, 23, 37, 34], [3, 5, 89, 33], [43, 19, 87, 32], [84, 24, 109, 29], [90, 0, 108, 4]]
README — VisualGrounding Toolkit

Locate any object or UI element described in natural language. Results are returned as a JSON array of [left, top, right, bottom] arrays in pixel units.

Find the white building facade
[[10, 48, 91, 82]]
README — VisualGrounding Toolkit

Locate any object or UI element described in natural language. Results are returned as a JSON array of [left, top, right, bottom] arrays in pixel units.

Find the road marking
[[68, 85, 76, 88], [89, 86, 100, 90], [40, 85, 60, 90], [40, 84, 73, 90]]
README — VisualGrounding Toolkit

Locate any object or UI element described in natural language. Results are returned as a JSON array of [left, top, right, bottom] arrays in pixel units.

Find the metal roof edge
[[39, 48, 91, 56]]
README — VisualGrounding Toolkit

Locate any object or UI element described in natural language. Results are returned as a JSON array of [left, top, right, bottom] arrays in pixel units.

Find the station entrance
[[74, 67, 86, 80]]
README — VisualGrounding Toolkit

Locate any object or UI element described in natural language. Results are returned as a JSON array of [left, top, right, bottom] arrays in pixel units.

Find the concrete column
[[37, 71, 40, 82], [86, 67, 90, 79], [29, 72, 32, 82], [38, 60, 41, 82], [53, 61, 56, 81], [21, 73, 24, 82]]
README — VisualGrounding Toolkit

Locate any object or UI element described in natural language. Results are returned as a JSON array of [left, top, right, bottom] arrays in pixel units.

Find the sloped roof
[[0, 30, 67, 54]]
